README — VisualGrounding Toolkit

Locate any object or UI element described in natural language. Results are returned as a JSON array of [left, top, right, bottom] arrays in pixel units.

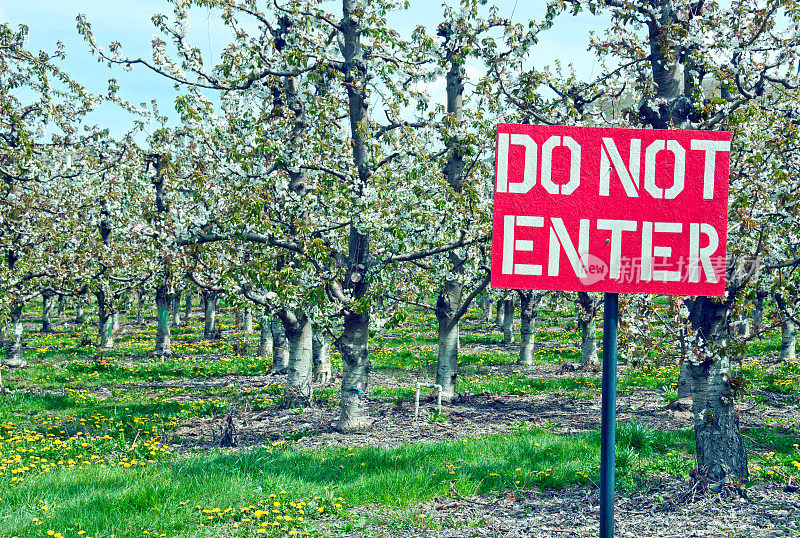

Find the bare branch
[[387, 233, 490, 263]]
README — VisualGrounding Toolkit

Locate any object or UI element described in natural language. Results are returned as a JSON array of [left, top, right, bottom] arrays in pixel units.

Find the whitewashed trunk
[[494, 299, 505, 329], [753, 290, 767, 333], [75, 295, 86, 324], [502, 299, 515, 344], [336, 0, 373, 432], [435, 320, 460, 400], [435, 263, 464, 402], [579, 316, 599, 367], [688, 355, 748, 489], [258, 310, 273, 358], [112, 312, 120, 333], [733, 317, 750, 337], [270, 318, 289, 373], [640, 4, 747, 490], [313, 331, 332, 384], [136, 291, 145, 325], [57, 295, 65, 317], [184, 293, 194, 319], [41, 292, 53, 333], [482, 296, 493, 323], [171, 292, 182, 328], [284, 314, 313, 407], [202, 292, 217, 340], [335, 310, 371, 432], [243, 307, 253, 334], [781, 319, 797, 362], [518, 292, 537, 368], [99, 312, 114, 349], [154, 286, 172, 357], [3, 304, 26, 367], [687, 296, 748, 490], [677, 360, 692, 398], [95, 291, 114, 349]]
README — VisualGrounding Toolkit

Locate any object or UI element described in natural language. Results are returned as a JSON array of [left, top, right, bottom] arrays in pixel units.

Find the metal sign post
[[600, 292, 618, 538]]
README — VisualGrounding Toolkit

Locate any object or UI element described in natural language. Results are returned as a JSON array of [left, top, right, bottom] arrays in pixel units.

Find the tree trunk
[[518, 291, 538, 368], [3, 304, 26, 367], [335, 310, 371, 432], [57, 294, 66, 318], [432, 40, 472, 402], [494, 299, 505, 329], [243, 307, 253, 334], [313, 330, 332, 384], [781, 319, 797, 362], [677, 360, 692, 398], [154, 285, 172, 357], [435, 264, 463, 401], [335, 0, 373, 433], [502, 298, 515, 344], [283, 312, 313, 408], [270, 317, 289, 373], [41, 292, 54, 333], [634, 1, 747, 490], [577, 292, 600, 368], [120, 291, 130, 316], [578, 316, 599, 368], [96, 291, 114, 349], [202, 291, 218, 340], [184, 292, 194, 319], [687, 296, 748, 490], [112, 311, 120, 333], [235, 308, 243, 331], [75, 294, 86, 324], [482, 296, 493, 323], [136, 291, 145, 325], [753, 290, 767, 334], [733, 316, 750, 338], [171, 291, 182, 328], [258, 310, 272, 358], [435, 317, 460, 401]]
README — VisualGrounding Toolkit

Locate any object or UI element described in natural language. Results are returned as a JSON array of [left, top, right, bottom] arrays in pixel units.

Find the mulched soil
[[334, 479, 800, 537], [163, 366, 796, 451]]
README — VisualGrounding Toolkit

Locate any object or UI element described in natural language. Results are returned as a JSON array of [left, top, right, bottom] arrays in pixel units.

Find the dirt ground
[[335, 479, 800, 537], [161, 359, 798, 452]]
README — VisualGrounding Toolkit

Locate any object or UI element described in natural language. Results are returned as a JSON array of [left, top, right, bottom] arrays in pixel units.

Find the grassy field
[[1, 300, 799, 537]]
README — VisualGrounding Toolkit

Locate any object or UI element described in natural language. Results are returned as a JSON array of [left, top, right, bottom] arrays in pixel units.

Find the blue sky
[[1, 1, 605, 137]]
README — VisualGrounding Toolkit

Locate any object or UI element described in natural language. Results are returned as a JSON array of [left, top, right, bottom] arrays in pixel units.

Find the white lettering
[[547, 218, 590, 277], [540, 135, 581, 195], [600, 137, 640, 197], [690, 139, 731, 199], [597, 219, 637, 279], [688, 223, 720, 283], [496, 133, 538, 194], [652, 222, 682, 282], [644, 139, 685, 199], [502, 215, 545, 275]]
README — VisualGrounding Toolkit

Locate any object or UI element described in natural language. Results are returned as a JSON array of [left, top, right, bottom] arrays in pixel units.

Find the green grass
[[4, 421, 796, 537], [0, 423, 693, 538]]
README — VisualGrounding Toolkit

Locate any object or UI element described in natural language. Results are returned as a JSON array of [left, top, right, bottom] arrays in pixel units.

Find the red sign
[[491, 124, 730, 296]]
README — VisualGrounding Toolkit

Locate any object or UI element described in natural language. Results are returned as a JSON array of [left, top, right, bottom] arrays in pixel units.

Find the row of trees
[[2, 0, 800, 491]]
